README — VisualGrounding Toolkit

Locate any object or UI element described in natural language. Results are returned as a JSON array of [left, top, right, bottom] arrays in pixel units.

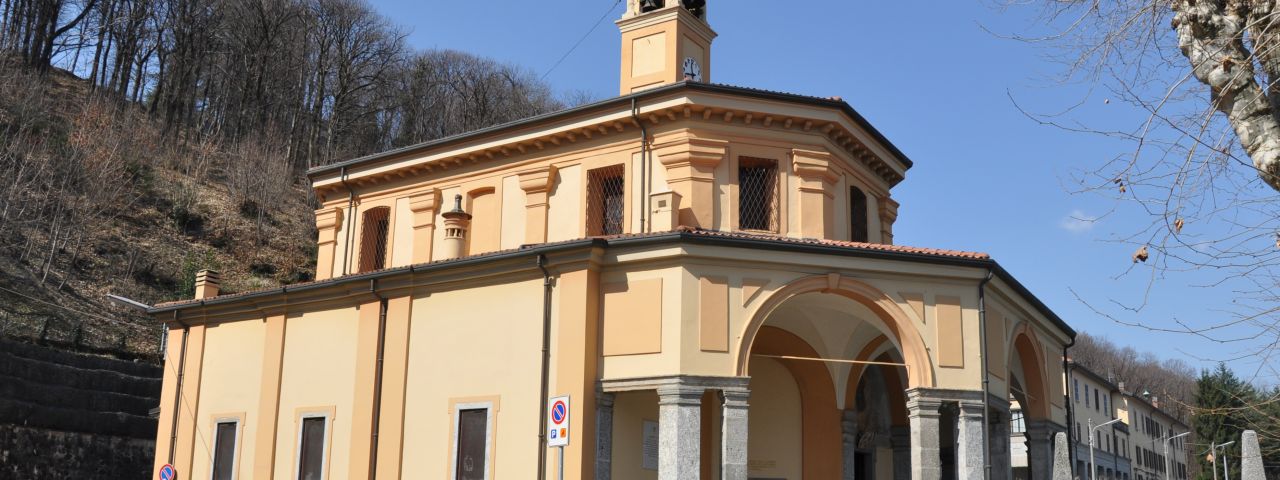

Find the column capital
[[722, 388, 750, 408], [518, 165, 559, 195], [408, 189, 440, 213], [315, 207, 343, 232], [656, 384, 706, 405], [654, 135, 728, 171], [791, 148, 839, 186]]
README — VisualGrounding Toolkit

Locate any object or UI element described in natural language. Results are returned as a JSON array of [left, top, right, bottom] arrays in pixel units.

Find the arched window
[[358, 207, 390, 273], [849, 186, 869, 242]]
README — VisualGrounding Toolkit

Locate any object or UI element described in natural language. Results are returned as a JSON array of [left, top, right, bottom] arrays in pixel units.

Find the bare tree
[[1007, 0, 1280, 380]]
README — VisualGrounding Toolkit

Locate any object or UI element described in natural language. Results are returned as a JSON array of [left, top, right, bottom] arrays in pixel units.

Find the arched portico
[[733, 275, 989, 480], [1009, 323, 1059, 480], [736, 274, 935, 388]]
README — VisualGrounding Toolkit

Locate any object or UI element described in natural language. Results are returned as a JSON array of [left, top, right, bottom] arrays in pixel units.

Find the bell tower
[[617, 0, 716, 95]]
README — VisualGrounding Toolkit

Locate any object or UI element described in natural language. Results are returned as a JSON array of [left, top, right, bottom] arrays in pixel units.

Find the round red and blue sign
[[159, 464, 177, 480], [551, 400, 567, 425]]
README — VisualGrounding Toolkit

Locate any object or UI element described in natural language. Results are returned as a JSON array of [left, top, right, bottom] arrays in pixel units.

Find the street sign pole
[[558, 445, 565, 480]]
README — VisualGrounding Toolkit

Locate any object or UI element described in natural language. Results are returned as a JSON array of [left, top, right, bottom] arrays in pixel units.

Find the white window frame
[[450, 402, 495, 480], [209, 417, 242, 480], [295, 411, 332, 480]]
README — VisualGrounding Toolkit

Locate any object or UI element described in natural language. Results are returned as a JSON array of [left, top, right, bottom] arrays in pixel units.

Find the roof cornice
[[307, 82, 914, 199]]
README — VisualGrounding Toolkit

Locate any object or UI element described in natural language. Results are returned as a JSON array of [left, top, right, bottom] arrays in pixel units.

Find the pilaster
[[1027, 419, 1065, 480], [408, 190, 439, 264], [891, 426, 911, 480], [595, 392, 615, 480], [655, 135, 726, 229], [792, 148, 837, 239], [842, 409, 859, 480], [721, 388, 750, 480], [906, 389, 944, 480], [879, 196, 899, 244], [956, 401, 986, 480], [518, 166, 558, 244], [314, 207, 343, 280], [657, 383, 704, 479]]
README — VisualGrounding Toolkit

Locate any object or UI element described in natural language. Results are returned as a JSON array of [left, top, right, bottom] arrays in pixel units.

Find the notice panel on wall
[[641, 420, 659, 471]]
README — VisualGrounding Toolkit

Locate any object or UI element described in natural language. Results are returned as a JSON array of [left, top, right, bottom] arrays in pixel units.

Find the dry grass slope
[[0, 61, 316, 360]]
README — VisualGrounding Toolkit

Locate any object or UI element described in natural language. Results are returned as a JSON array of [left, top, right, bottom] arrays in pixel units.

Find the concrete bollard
[[1052, 431, 1071, 480], [1241, 430, 1265, 480]]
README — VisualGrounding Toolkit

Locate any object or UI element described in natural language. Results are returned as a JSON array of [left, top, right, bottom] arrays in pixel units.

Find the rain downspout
[[978, 268, 994, 480], [536, 254, 554, 480], [631, 99, 648, 233], [368, 279, 388, 480], [341, 166, 357, 276], [167, 310, 189, 466]]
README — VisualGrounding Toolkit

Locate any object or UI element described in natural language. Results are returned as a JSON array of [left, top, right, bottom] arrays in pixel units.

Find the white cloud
[[1060, 209, 1098, 233]]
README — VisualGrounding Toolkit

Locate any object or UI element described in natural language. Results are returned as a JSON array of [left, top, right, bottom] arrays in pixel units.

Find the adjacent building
[[1119, 391, 1191, 480], [144, 1, 1079, 479]]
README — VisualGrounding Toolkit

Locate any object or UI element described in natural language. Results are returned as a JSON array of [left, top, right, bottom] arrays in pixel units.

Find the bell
[[639, 0, 663, 13], [680, 0, 705, 18]]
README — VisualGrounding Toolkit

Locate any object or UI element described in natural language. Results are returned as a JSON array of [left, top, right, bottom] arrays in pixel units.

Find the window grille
[[738, 157, 779, 232], [587, 165, 626, 236], [359, 207, 391, 273], [850, 186, 869, 242]]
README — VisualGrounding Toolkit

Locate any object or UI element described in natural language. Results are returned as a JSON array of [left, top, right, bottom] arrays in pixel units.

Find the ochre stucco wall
[[399, 279, 544, 477], [191, 318, 265, 480], [272, 307, 359, 480]]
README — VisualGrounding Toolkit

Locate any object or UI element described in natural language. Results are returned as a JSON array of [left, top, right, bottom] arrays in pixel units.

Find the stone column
[[1052, 432, 1071, 480], [842, 409, 859, 480], [1242, 430, 1265, 480], [906, 389, 944, 480], [518, 166, 557, 244], [658, 383, 704, 479], [654, 136, 727, 229], [891, 426, 911, 480], [955, 402, 986, 480], [987, 409, 1012, 480], [595, 392, 615, 480], [407, 190, 439, 264], [1026, 420, 1059, 480], [314, 207, 343, 280], [791, 148, 837, 239], [722, 388, 750, 480]]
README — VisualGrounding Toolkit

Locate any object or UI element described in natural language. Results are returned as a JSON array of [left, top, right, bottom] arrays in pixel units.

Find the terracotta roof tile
[[152, 228, 987, 309]]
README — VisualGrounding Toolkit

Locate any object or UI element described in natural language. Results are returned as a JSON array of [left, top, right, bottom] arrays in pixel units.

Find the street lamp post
[[1214, 441, 1235, 480], [1163, 431, 1190, 480], [1089, 418, 1122, 480]]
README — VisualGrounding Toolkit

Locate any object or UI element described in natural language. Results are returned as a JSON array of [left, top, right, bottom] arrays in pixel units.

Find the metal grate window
[[358, 207, 391, 273], [738, 157, 779, 232], [587, 165, 626, 236], [850, 186, 869, 242]]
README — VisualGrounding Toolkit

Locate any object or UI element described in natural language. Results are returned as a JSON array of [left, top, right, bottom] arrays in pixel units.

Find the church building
[[147, 1, 1076, 479]]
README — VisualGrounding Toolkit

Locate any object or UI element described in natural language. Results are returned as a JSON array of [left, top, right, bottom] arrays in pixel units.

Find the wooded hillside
[[0, 0, 577, 359]]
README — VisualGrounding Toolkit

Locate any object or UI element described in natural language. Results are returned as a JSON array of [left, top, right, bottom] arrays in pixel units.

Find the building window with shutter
[[737, 157, 778, 232], [849, 186, 869, 242], [210, 419, 240, 480], [358, 207, 391, 273], [452, 403, 493, 480], [587, 165, 626, 236], [297, 413, 330, 480]]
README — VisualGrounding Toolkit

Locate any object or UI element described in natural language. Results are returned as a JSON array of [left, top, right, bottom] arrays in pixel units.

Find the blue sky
[[368, 0, 1269, 381]]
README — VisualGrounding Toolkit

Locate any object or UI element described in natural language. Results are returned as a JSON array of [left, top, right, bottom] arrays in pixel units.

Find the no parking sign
[[158, 464, 177, 480], [547, 395, 570, 447]]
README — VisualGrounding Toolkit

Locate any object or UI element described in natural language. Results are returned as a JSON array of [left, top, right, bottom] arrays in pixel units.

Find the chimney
[[649, 190, 682, 231], [1118, 381, 1126, 393], [1151, 395, 1160, 408], [439, 194, 472, 260], [194, 270, 221, 300]]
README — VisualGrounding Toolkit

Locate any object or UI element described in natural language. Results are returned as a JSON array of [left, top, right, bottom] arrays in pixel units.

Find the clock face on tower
[[682, 57, 702, 82]]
